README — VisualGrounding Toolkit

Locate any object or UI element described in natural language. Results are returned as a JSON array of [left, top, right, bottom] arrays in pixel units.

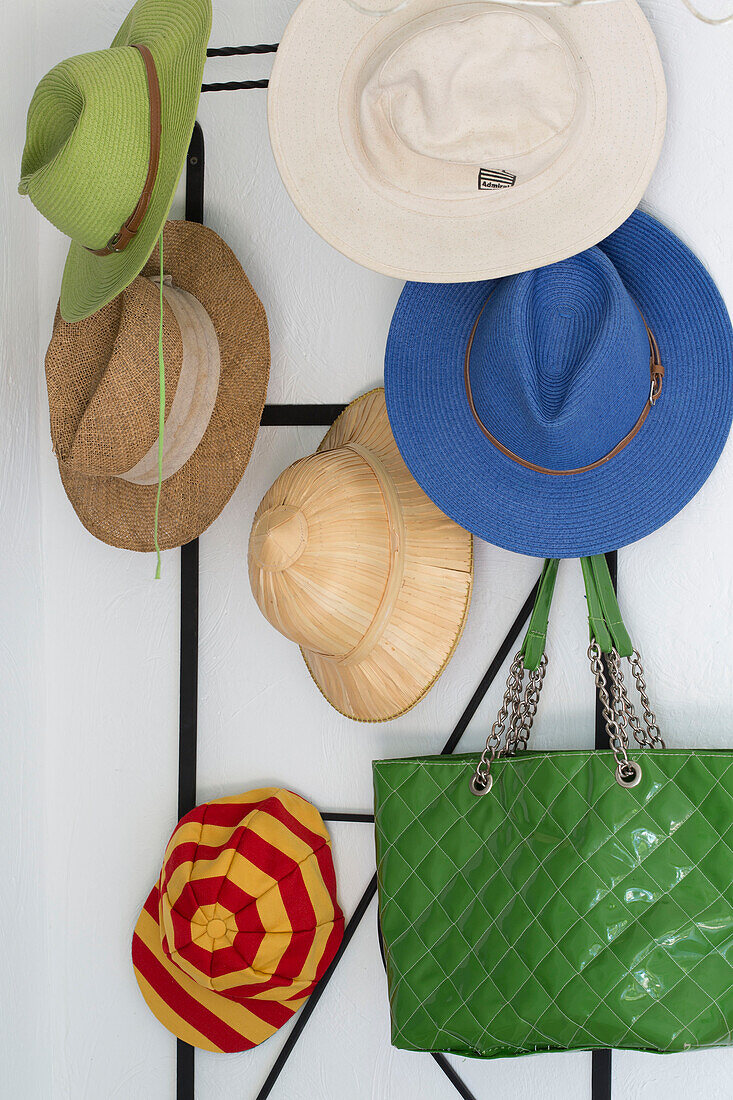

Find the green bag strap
[[470, 554, 659, 798], [581, 557, 613, 654], [582, 555, 634, 657], [521, 556, 633, 667], [521, 559, 559, 671]]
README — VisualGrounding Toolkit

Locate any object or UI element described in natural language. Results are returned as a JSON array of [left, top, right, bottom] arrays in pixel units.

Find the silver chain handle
[[469, 652, 524, 795], [470, 642, 663, 796], [607, 649, 647, 748], [506, 655, 549, 756], [629, 650, 666, 748], [588, 643, 642, 788], [469, 652, 549, 795], [606, 648, 666, 751]]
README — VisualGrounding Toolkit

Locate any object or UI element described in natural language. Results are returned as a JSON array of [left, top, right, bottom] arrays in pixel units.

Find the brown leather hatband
[[87, 44, 162, 258], [464, 296, 664, 477]]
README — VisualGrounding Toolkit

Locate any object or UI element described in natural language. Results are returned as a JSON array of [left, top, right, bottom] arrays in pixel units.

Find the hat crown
[[48, 272, 222, 486], [355, 5, 585, 202], [47, 277, 184, 477], [249, 447, 396, 657], [250, 506, 309, 573], [468, 248, 652, 471], [20, 47, 152, 251], [158, 790, 341, 997], [372, 10, 577, 165]]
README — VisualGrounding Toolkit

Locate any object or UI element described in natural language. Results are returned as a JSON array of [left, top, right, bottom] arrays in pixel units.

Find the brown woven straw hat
[[248, 389, 473, 722], [45, 220, 269, 552]]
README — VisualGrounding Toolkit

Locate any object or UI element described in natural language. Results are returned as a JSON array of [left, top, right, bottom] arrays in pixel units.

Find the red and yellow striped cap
[[132, 788, 344, 1052]]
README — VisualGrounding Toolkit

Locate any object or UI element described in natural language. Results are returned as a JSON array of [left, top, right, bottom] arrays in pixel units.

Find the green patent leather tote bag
[[374, 556, 733, 1059]]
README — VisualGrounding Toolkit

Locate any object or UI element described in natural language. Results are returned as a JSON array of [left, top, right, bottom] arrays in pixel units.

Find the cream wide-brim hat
[[268, 0, 666, 282], [248, 390, 473, 722]]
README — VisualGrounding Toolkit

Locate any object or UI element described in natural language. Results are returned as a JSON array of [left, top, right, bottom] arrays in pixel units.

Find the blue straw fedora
[[385, 210, 733, 558]]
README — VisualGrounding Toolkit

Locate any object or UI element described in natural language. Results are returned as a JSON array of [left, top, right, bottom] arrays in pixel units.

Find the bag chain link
[[470, 642, 662, 796]]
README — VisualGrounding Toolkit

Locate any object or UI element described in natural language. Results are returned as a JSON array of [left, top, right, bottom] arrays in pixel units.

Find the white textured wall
[[2, 1, 733, 1098], [0, 1, 50, 1097]]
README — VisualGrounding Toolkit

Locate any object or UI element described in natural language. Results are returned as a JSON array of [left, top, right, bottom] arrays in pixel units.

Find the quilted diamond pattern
[[373, 749, 733, 1058]]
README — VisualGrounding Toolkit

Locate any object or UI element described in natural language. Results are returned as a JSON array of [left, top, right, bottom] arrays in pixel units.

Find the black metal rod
[[263, 576, 540, 1100], [262, 404, 347, 427], [595, 551, 618, 756], [314, 583, 541, 1100], [206, 43, 278, 56], [376, 909, 479, 1100], [441, 576, 541, 755], [175, 119, 206, 1100], [431, 1055, 479, 1100], [255, 876, 379, 1100], [179, 129, 204, 802], [372, 577, 539, 1100], [185, 121, 205, 225], [202, 79, 269, 92], [178, 538, 200, 821], [176, 1032, 195, 1100], [169, 96, 537, 1100], [322, 812, 374, 823], [591, 550, 617, 1100], [592, 1049, 613, 1100]]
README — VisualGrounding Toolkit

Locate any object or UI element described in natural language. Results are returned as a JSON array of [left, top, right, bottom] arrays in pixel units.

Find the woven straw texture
[[385, 209, 733, 557], [374, 749, 733, 1058], [20, 0, 211, 322], [248, 389, 473, 722], [132, 789, 344, 1053], [46, 220, 269, 552]]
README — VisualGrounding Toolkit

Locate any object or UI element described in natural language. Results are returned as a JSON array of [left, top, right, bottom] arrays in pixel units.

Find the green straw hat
[[19, 0, 212, 323]]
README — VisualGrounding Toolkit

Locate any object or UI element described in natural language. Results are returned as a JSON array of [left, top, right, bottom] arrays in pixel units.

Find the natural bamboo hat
[[45, 220, 269, 552], [19, 0, 212, 322], [248, 389, 473, 722]]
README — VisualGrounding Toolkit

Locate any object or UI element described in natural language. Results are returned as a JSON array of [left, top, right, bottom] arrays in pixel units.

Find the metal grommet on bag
[[469, 773, 493, 797], [468, 645, 551, 799], [615, 759, 642, 788]]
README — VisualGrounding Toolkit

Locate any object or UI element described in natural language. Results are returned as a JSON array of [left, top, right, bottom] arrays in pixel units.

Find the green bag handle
[[581, 557, 613, 654], [583, 555, 633, 657], [520, 554, 633, 671], [520, 559, 559, 671], [471, 554, 658, 797]]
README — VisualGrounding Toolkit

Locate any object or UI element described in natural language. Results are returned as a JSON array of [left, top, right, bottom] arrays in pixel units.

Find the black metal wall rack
[[175, 41, 614, 1100]]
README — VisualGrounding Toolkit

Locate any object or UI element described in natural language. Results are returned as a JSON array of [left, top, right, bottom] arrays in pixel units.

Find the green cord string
[[153, 231, 165, 579]]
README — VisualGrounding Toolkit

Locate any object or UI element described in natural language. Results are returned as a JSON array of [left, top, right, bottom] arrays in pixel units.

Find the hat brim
[[55, 220, 269, 552], [300, 390, 473, 722], [59, 0, 211, 322], [268, 0, 666, 282], [132, 882, 307, 1053], [384, 209, 733, 559]]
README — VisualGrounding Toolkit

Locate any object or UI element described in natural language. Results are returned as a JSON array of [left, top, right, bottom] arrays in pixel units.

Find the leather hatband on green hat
[[19, 0, 212, 322]]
